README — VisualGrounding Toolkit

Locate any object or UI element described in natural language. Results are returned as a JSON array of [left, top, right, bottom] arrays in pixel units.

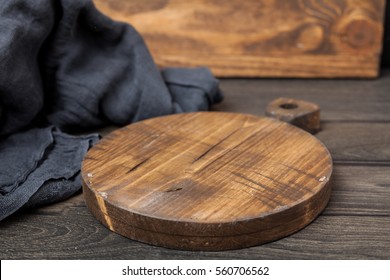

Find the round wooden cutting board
[[82, 112, 333, 251]]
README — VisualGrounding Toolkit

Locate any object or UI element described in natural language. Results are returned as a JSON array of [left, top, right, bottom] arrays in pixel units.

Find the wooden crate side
[[94, 0, 386, 78]]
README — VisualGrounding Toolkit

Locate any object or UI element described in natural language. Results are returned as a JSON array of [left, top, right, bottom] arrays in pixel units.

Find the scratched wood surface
[[93, 0, 385, 78], [82, 112, 332, 250], [2, 70, 390, 258]]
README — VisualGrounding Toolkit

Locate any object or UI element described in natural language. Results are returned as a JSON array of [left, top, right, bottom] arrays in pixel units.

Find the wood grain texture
[[214, 73, 390, 121], [317, 122, 390, 163], [1, 165, 389, 259], [93, 0, 385, 77], [82, 112, 332, 250], [2, 73, 390, 259], [324, 166, 390, 217]]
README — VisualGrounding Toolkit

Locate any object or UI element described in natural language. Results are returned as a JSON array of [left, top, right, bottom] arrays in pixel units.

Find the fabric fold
[[0, 127, 99, 221], [0, 127, 54, 195], [162, 67, 224, 112]]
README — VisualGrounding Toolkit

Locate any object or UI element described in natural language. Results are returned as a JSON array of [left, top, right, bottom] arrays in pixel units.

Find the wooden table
[[1, 71, 390, 259]]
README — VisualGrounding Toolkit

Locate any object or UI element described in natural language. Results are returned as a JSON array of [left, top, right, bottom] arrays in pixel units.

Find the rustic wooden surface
[[82, 112, 332, 250], [93, 0, 385, 78], [1, 70, 390, 259]]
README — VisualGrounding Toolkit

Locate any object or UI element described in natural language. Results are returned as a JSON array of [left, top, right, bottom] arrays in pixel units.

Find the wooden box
[[94, 0, 386, 78]]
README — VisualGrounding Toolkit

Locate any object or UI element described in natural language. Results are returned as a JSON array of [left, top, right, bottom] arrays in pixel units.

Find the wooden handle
[[265, 98, 320, 134]]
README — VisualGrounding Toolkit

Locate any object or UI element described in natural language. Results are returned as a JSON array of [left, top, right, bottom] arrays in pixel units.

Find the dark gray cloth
[[162, 68, 223, 112], [0, 127, 99, 221], [0, 0, 223, 221]]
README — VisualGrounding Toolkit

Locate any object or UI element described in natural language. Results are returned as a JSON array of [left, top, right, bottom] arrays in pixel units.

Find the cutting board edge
[[82, 177, 332, 251]]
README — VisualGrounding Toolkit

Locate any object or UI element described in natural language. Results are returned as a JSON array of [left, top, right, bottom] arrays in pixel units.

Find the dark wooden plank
[[1, 164, 389, 259], [215, 73, 390, 162], [252, 216, 390, 259], [325, 166, 390, 217], [214, 70, 390, 122], [1, 206, 389, 259], [317, 122, 390, 163]]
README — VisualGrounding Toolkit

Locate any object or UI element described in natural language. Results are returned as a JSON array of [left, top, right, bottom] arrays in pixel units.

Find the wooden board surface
[[2, 71, 390, 259], [93, 0, 385, 78], [82, 112, 332, 250]]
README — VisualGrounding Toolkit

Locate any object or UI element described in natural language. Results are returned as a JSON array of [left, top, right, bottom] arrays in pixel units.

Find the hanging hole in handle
[[280, 103, 298, 110], [266, 98, 321, 134]]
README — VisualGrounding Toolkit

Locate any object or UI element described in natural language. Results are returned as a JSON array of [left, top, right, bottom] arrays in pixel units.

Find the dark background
[[381, 2, 390, 67]]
